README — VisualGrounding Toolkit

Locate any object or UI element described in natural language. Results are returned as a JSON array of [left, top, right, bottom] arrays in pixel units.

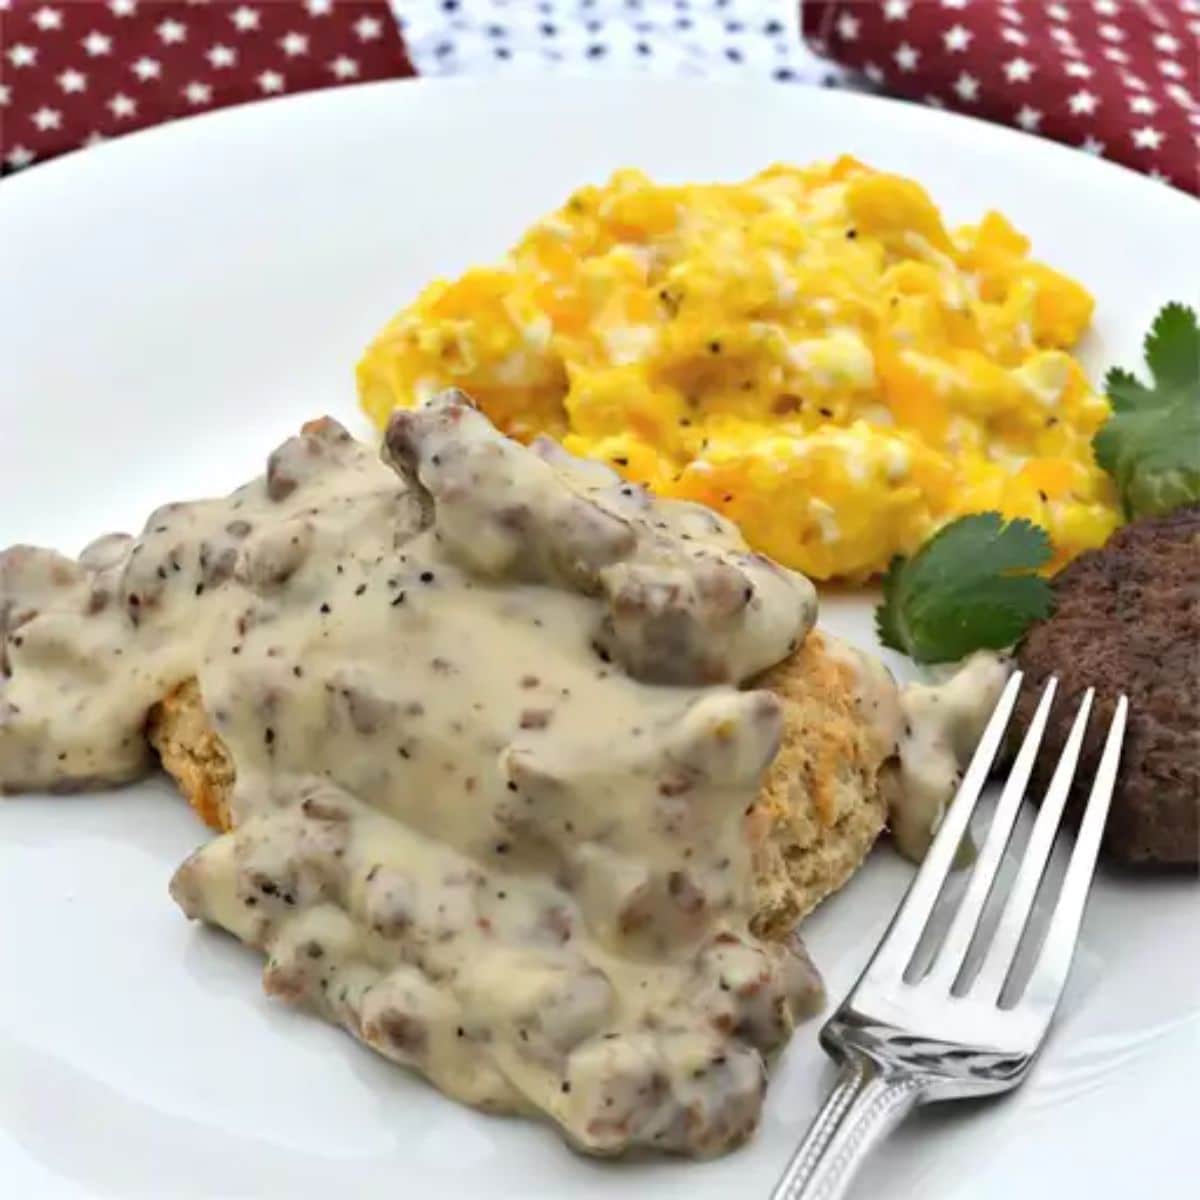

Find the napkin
[[802, 0, 1199, 195], [0, 0, 414, 172]]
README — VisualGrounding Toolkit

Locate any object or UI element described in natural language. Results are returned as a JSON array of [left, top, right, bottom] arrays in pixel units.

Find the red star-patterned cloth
[[803, 0, 1200, 195], [0, 0, 414, 172]]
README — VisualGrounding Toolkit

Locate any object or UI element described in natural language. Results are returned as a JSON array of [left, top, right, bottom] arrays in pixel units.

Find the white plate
[[1, 79, 1196, 1200]]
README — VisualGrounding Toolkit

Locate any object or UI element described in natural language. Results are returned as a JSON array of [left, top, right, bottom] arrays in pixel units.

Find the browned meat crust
[[148, 629, 889, 934], [1015, 505, 1200, 866]]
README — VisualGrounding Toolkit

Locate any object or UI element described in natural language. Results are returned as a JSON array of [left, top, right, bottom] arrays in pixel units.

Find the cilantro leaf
[[1102, 365, 1153, 412], [876, 513, 1053, 664], [1094, 398, 1200, 518], [1145, 302, 1200, 395], [1095, 302, 1200, 518]]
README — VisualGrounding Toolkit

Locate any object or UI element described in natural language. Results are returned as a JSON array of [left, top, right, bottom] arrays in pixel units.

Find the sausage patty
[[1015, 505, 1199, 866]]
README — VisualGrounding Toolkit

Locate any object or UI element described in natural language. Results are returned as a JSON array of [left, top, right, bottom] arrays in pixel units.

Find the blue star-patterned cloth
[[397, 0, 852, 87]]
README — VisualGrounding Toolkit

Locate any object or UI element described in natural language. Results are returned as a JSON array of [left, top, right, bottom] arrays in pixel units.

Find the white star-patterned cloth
[[804, 0, 1198, 192], [0, 1, 416, 173], [1, 0, 1194, 194]]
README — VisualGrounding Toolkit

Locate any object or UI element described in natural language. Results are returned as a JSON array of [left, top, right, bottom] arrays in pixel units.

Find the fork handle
[[770, 1052, 925, 1200]]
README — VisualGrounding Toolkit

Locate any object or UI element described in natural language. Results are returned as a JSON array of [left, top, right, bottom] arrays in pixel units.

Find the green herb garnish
[[876, 513, 1053, 664], [1094, 302, 1200, 519]]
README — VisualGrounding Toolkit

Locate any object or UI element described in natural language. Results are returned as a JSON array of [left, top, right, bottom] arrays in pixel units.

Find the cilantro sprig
[[876, 513, 1053, 664], [1094, 302, 1200, 519]]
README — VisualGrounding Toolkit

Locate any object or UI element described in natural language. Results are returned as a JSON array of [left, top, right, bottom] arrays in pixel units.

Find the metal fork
[[770, 672, 1128, 1200]]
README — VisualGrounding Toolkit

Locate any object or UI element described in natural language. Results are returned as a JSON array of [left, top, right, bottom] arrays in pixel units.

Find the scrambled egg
[[358, 160, 1120, 580]]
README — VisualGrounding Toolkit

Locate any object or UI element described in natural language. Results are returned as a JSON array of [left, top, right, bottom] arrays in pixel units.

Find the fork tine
[[972, 687, 1095, 1004], [1020, 695, 1128, 1012], [925, 677, 1059, 991], [870, 671, 1023, 981]]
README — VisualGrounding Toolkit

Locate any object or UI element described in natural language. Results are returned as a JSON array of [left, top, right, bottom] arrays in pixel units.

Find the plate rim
[[3, 75, 1197, 224]]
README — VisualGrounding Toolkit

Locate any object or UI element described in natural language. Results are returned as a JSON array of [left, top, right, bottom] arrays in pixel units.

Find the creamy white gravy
[[823, 637, 1011, 860], [891, 652, 1012, 861], [1, 395, 828, 1157], [0, 393, 1003, 1156]]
